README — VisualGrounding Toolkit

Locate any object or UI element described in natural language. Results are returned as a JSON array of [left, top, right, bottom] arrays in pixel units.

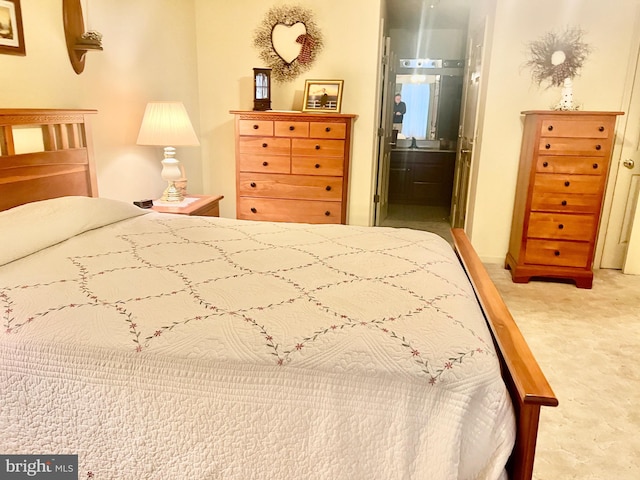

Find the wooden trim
[[452, 228, 558, 480], [521, 110, 624, 116]]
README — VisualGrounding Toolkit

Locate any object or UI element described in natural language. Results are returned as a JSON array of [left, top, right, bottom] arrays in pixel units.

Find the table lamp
[[136, 101, 200, 202]]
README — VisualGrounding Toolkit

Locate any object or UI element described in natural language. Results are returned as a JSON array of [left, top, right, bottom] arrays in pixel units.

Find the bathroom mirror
[[394, 61, 463, 147], [395, 74, 441, 141]]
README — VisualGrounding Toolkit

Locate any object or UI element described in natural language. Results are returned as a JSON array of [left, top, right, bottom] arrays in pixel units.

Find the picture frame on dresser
[[302, 80, 343, 113], [0, 0, 26, 56]]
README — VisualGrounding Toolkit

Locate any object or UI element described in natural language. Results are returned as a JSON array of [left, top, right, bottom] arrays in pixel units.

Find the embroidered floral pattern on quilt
[[1, 216, 496, 385]]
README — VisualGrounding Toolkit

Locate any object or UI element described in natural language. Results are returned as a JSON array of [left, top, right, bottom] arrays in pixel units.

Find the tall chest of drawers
[[231, 111, 356, 224], [505, 110, 622, 289]]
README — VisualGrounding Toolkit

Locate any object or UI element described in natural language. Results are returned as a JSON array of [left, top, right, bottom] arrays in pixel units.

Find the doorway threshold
[[379, 204, 452, 244]]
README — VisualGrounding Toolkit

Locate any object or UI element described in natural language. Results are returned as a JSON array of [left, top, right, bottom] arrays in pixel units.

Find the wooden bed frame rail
[[0, 109, 98, 211], [452, 228, 558, 480], [0, 109, 558, 480]]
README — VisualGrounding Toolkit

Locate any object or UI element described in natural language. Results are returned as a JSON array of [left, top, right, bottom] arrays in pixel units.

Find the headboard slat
[[0, 108, 98, 211]]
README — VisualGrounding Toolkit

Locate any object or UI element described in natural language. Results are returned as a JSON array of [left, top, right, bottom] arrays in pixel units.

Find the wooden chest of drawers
[[505, 110, 622, 288], [231, 111, 355, 224]]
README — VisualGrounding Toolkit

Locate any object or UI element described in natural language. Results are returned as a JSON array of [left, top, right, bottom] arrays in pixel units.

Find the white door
[[375, 36, 396, 226], [600, 40, 640, 274], [451, 18, 486, 228], [624, 186, 640, 273]]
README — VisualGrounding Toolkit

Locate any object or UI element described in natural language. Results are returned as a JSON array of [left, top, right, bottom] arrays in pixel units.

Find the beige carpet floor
[[485, 264, 640, 480], [380, 205, 640, 477]]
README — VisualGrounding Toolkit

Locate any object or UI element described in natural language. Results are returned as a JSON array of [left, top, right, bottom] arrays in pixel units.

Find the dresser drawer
[[238, 119, 273, 136], [291, 156, 344, 176], [238, 172, 343, 201], [237, 197, 342, 224], [524, 239, 591, 268], [239, 137, 290, 156], [533, 173, 602, 195], [538, 137, 609, 156], [536, 156, 607, 174], [309, 122, 346, 139], [540, 119, 611, 138], [238, 154, 290, 174], [275, 121, 309, 137], [528, 212, 595, 241], [530, 192, 601, 214], [292, 139, 345, 157]]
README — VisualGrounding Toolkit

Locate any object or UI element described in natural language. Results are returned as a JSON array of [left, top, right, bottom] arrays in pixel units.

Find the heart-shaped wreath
[[254, 5, 324, 83]]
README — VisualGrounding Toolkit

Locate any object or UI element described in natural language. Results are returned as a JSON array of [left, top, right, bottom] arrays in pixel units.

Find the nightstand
[[151, 194, 223, 217]]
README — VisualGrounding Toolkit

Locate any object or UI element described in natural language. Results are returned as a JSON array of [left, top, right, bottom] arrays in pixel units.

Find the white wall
[[468, 0, 640, 262], [0, 0, 201, 203], [3, 0, 639, 262], [194, 0, 383, 224]]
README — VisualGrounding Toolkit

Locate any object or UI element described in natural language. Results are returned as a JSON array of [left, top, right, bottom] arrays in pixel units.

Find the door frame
[[374, 34, 395, 226], [451, 17, 487, 230]]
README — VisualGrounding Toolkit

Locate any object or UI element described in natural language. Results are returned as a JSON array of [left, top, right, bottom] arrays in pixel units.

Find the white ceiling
[[386, 0, 471, 30]]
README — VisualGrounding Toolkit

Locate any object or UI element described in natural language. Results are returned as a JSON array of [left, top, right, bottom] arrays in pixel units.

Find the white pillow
[[0, 196, 148, 266]]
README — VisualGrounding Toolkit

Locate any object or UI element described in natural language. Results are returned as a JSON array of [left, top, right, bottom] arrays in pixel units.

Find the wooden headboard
[[0, 108, 98, 212]]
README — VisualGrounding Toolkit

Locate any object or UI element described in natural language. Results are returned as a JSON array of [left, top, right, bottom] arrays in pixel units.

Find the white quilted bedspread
[[0, 198, 515, 479]]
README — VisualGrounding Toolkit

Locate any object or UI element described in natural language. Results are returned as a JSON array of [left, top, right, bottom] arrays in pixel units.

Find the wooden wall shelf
[[63, 0, 102, 74]]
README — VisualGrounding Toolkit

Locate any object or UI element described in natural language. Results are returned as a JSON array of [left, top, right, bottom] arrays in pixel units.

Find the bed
[[0, 109, 557, 479]]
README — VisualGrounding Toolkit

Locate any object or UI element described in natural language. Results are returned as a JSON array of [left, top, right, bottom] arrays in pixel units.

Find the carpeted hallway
[[485, 264, 640, 480]]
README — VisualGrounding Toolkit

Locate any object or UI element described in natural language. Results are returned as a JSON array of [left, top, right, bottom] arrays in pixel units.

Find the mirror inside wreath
[[272, 23, 306, 64]]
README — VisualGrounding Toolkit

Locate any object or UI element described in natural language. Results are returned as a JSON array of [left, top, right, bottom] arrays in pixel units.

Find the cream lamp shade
[[136, 101, 200, 202]]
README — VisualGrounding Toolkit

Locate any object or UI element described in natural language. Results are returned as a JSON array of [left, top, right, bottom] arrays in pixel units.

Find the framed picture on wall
[[302, 80, 344, 113], [0, 0, 25, 56]]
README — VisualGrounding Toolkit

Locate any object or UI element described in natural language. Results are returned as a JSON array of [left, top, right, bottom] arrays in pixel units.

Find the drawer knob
[[593, 163, 598, 169], [558, 224, 564, 230], [253, 124, 259, 130], [250, 207, 257, 213], [325, 185, 332, 191], [554, 250, 561, 256], [250, 182, 256, 188], [542, 161, 549, 168], [547, 125, 554, 131], [561, 200, 567, 206], [315, 163, 320, 168], [545, 143, 551, 149], [315, 145, 321, 150], [325, 211, 331, 216], [595, 144, 602, 150], [289, 125, 295, 130], [599, 126, 605, 132], [325, 127, 331, 132], [263, 161, 269, 166], [564, 181, 571, 187], [262, 143, 268, 148]]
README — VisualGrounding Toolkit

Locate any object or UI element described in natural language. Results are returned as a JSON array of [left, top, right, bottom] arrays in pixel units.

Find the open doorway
[[376, 0, 471, 242]]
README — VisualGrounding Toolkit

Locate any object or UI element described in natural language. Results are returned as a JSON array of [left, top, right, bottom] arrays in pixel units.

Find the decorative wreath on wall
[[524, 26, 592, 89], [253, 5, 324, 83]]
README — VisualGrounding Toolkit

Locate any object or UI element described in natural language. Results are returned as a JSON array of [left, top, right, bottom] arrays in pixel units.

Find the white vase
[[555, 78, 574, 111]]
